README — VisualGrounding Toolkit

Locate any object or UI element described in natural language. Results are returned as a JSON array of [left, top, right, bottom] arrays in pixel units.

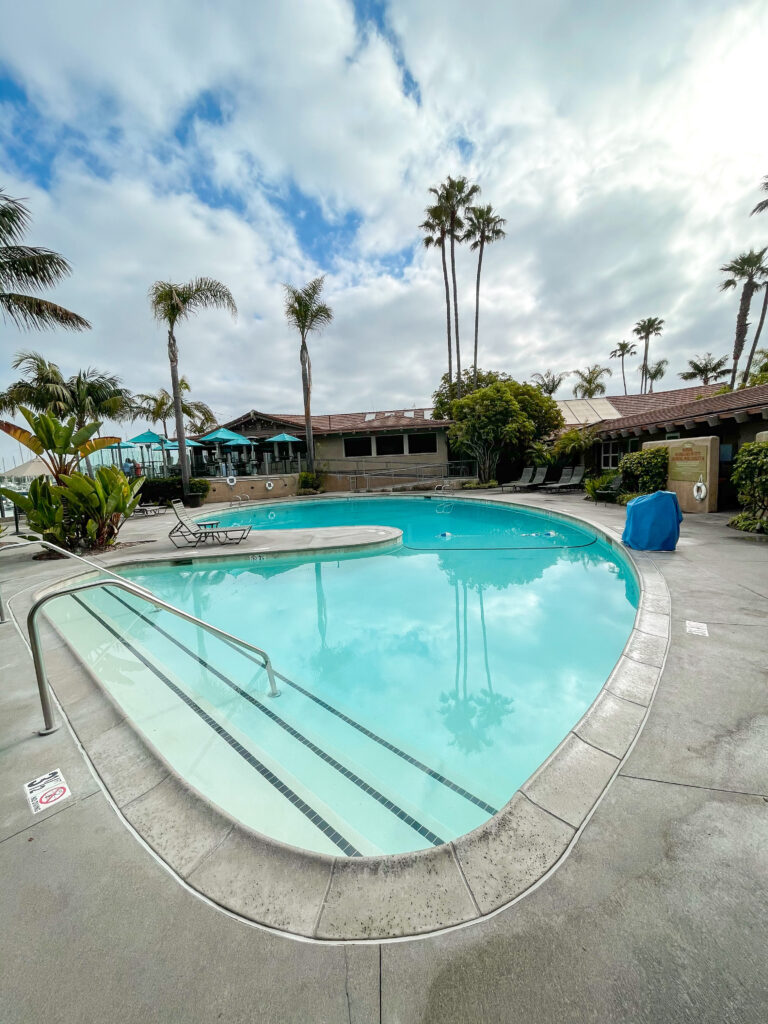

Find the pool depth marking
[[69, 595, 362, 857], [95, 589, 447, 848]]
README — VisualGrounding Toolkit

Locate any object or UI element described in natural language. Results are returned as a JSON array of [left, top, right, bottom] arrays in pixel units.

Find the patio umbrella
[[199, 427, 251, 444], [264, 433, 301, 443], [127, 430, 168, 475]]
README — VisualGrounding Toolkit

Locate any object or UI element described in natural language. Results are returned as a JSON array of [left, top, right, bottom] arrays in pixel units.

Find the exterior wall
[[314, 429, 449, 471], [203, 474, 299, 503], [643, 437, 719, 513]]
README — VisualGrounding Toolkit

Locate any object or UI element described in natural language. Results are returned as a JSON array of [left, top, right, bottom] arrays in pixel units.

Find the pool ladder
[[10, 540, 280, 735]]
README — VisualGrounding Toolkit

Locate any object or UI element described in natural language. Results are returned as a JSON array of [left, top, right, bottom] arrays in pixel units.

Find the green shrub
[[139, 478, 209, 504], [298, 471, 323, 491], [0, 478, 68, 546], [296, 487, 319, 495], [618, 447, 668, 495], [461, 480, 498, 489], [584, 472, 620, 502], [617, 491, 642, 506], [730, 441, 768, 532]]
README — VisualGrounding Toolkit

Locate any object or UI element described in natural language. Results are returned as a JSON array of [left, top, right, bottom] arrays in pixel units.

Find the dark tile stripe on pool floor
[[69, 594, 362, 857], [99, 590, 446, 848]]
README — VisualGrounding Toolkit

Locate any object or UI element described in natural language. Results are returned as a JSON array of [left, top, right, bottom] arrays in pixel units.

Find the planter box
[[184, 493, 204, 508]]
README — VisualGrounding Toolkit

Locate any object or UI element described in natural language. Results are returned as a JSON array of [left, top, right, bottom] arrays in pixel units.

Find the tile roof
[[223, 407, 450, 436], [606, 383, 722, 416], [597, 383, 768, 435]]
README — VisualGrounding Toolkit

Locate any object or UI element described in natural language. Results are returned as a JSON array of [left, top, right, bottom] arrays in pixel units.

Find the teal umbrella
[[128, 429, 166, 444], [200, 427, 251, 444], [264, 432, 301, 443]]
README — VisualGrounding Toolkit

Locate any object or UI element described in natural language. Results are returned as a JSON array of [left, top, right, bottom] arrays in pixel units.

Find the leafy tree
[[678, 352, 730, 385], [149, 277, 237, 496], [431, 367, 510, 419], [283, 276, 333, 472], [632, 317, 665, 394], [420, 206, 453, 387], [553, 426, 599, 459], [719, 249, 767, 389], [645, 358, 668, 392], [132, 377, 216, 436], [429, 176, 480, 397], [448, 380, 561, 483], [462, 203, 506, 388], [572, 363, 612, 398], [530, 369, 568, 396], [730, 441, 768, 533], [0, 188, 90, 332], [525, 440, 555, 466], [609, 340, 637, 395], [0, 407, 117, 483]]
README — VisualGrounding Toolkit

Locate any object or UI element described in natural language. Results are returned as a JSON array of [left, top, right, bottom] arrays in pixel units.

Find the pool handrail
[[10, 539, 280, 735]]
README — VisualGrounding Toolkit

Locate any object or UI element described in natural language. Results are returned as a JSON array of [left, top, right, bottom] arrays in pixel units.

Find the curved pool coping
[[28, 494, 670, 941]]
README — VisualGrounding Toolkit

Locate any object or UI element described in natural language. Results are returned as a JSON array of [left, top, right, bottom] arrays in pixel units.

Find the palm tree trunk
[[478, 587, 493, 693], [730, 281, 756, 389], [300, 339, 314, 472], [641, 337, 649, 394], [472, 240, 484, 390], [462, 582, 468, 701], [450, 218, 461, 398], [741, 284, 768, 385], [440, 238, 452, 387], [168, 327, 191, 497], [621, 355, 627, 395], [454, 581, 460, 697]]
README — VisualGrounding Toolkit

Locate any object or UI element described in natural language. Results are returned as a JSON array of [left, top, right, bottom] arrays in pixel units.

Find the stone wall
[[203, 474, 299, 503]]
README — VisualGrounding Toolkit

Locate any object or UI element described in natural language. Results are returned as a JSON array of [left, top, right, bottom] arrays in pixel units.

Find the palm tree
[[609, 340, 637, 395], [283, 276, 333, 472], [645, 358, 668, 393], [429, 176, 480, 398], [149, 278, 237, 496], [572, 364, 612, 399], [678, 353, 730, 385], [420, 206, 453, 387], [530, 370, 568, 396], [742, 185, 768, 385], [462, 204, 506, 388], [719, 249, 767, 389], [750, 175, 768, 216], [632, 318, 665, 394], [133, 378, 216, 436], [0, 188, 90, 332]]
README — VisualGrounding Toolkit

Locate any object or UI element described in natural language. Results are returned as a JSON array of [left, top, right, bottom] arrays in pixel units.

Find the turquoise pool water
[[48, 497, 638, 857]]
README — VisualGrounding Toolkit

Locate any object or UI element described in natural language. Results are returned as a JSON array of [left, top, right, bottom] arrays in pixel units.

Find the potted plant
[[184, 478, 210, 508]]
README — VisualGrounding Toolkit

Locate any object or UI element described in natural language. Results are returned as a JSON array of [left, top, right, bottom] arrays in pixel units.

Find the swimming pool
[[47, 497, 638, 858]]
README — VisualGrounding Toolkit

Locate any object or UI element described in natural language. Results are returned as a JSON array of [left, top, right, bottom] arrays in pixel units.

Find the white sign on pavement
[[24, 768, 71, 814]]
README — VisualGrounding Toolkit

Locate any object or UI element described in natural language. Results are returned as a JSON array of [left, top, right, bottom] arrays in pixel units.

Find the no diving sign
[[24, 769, 71, 815]]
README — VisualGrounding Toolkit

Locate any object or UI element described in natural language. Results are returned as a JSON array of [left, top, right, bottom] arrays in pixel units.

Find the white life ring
[[268, 511, 276, 521], [693, 476, 708, 502], [226, 475, 237, 487], [265, 480, 274, 491]]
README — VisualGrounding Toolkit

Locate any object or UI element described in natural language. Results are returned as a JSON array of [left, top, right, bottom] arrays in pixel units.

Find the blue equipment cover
[[622, 490, 683, 551]]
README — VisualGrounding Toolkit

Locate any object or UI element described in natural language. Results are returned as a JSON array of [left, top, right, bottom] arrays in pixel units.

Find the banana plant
[[0, 477, 69, 545], [56, 466, 145, 548], [0, 407, 118, 483]]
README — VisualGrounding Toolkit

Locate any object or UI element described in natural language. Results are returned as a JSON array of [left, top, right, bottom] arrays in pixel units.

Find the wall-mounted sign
[[668, 442, 709, 483]]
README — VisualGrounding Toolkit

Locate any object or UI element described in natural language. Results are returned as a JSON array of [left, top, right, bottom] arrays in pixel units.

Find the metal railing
[[9, 540, 280, 736]]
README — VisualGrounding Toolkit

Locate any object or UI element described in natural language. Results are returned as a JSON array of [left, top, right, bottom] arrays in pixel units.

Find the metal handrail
[[9, 540, 280, 735]]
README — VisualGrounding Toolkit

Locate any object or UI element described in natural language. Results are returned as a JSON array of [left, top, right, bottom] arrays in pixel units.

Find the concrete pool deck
[[1, 493, 767, 1021]]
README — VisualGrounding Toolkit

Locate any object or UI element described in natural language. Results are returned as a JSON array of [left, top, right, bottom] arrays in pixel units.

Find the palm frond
[[750, 176, 768, 216], [0, 246, 73, 291], [0, 292, 91, 331], [0, 189, 31, 246]]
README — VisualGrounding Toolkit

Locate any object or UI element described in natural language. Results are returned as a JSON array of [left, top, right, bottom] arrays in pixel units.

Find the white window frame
[[601, 440, 622, 470]]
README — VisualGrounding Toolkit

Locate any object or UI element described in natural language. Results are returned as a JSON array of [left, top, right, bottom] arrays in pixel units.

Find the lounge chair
[[134, 503, 166, 517], [540, 466, 574, 492], [435, 479, 457, 492], [168, 498, 251, 548], [595, 475, 622, 502], [501, 467, 534, 492], [508, 466, 548, 491], [561, 466, 585, 491]]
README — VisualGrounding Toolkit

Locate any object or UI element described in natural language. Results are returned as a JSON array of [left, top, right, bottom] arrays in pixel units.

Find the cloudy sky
[[1, 0, 767, 465]]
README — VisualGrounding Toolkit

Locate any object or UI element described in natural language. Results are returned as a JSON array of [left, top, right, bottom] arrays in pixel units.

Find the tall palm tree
[[283, 276, 333, 473], [609, 340, 637, 395], [149, 278, 237, 496], [133, 378, 216, 436], [420, 206, 453, 387], [750, 175, 768, 216], [719, 249, 767, 389], [632, 317, 665, 394], [0, 188, 90, 332], [530, 370, 568, 396], [742, 185, 768, 385], [462, 203, 506, 388], [429, 176, 480, 398], [678, 353, 730, 385], [645, 358, 668, 393], [572, 364, 612, 399]]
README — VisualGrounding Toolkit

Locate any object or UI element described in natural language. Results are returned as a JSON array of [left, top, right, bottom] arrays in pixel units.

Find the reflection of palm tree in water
[[439, 580, 514, 752], [315, 561, 328, 649]]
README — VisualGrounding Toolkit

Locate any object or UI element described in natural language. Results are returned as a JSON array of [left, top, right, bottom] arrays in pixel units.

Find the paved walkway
[[1, 496, 766, 1023]]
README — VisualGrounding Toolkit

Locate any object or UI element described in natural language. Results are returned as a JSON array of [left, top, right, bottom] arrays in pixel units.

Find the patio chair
[[435, 478, 457, 492], [168, 499, 251, 549], [595, 475, 622, 502], [540, 466, 574, 492], [133, 503, 166, 517], [561, 465, 585, 491], [500, 467, 534, 493], [509, 466, 547, 491]]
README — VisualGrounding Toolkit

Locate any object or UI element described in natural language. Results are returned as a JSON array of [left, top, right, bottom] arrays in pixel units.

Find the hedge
[[729, 441, 768, 534], [618, 447, 668, 495], [139, 478, 211, 504]]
